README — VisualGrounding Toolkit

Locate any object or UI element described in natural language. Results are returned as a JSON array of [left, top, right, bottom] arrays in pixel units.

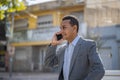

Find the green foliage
[[0, 0, 26, 20]]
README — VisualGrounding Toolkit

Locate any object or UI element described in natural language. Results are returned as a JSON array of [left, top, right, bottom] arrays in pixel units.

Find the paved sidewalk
[[0, 72, 58, 80], [1, 70, 120, 80]]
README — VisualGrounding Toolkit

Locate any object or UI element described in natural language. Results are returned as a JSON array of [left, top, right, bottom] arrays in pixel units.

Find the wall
[[90, 25, 120, 70], [13, 47, 33, 72]]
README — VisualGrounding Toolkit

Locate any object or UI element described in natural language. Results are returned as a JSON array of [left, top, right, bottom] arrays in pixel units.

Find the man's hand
[[51, 32, 64, 46]]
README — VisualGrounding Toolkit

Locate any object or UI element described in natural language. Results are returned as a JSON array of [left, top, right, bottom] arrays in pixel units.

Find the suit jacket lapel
[[69, 38, 83, 76]]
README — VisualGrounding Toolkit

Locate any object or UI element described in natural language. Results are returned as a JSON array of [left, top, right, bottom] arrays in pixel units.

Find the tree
[[0, 19, 6, 40], [0, 0, 26, 20], [0, 0, 26, 39]]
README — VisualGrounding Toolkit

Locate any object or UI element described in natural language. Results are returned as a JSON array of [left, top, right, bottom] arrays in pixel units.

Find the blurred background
[[0, 0, 120, 80]]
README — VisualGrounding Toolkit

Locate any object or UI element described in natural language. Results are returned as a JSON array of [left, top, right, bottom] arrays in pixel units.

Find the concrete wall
[[90, 25, 120, 70]]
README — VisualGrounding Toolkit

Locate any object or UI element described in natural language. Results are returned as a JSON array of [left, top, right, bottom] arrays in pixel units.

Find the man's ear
[[73, 25, 77, 33]]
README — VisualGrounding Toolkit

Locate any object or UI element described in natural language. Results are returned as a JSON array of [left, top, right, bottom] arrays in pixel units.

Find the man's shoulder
[[84, 38, 95, 43], [80, 37, 96, 46]]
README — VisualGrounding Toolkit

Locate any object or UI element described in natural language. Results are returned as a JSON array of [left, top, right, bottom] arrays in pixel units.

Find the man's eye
[[60, 27, 67, 30], [63, 27, 66, 29]]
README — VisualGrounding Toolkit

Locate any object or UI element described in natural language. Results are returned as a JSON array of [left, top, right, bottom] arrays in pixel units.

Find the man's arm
[[44, 45, 58, 67], [44, 32, 64, 69], [85, 42, 105, 80]]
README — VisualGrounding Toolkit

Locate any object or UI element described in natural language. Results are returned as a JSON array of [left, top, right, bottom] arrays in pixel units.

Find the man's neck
[[68, 34, 77, 43]]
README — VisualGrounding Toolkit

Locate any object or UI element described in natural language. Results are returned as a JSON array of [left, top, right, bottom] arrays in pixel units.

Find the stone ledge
[[105, 70, 120, 76]]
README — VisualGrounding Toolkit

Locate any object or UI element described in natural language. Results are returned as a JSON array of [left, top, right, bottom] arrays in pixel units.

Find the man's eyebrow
[[61, 25, 65, 27]]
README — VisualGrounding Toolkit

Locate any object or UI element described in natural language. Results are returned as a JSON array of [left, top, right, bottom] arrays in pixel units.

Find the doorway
[[32, 46, 47, 72]]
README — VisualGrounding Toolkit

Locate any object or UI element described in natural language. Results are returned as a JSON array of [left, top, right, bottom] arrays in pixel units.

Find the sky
[[25, 0, 55, 5]]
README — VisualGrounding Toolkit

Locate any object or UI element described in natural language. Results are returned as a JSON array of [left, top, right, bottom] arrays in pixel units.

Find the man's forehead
[[61, 20, 70, 26], [62, 20, 70, 24]]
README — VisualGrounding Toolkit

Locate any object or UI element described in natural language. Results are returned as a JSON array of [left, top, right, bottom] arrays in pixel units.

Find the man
[[45, 15, 105, 80]]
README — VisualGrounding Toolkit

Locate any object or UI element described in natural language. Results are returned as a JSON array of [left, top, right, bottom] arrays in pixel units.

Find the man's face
[[60, 20, 76, 41]]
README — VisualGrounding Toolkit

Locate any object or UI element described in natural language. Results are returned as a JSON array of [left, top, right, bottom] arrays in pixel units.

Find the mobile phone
[[56, 34, 63, 40]]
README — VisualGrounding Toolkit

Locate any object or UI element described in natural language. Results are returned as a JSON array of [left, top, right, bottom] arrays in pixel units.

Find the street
[[0, 72, 58, 80], [1, 70, 120, 80]]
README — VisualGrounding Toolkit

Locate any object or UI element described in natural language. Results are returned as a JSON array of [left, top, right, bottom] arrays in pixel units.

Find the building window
[[37, 15, 53, 27], [38, 21, 53, 25], [14, 19, 28, 30]]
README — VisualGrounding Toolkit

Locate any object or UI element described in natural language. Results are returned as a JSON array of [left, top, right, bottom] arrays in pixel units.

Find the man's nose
[[60, 29, 63, 33]]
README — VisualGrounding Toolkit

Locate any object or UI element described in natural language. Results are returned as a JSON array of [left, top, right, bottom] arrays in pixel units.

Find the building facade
[[10, 0, 85, 72], [4, 0, 120, 72], [85, 0, 120, 70], [89, 25, 120, 70]]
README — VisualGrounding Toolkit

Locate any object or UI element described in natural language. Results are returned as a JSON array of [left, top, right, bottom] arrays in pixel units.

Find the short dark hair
[[62, 15, 79, 32]]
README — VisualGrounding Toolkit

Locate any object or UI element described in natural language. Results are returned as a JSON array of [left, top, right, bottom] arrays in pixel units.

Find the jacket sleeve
[[85, 42, 105, 80], [44, 45, 58, 68]]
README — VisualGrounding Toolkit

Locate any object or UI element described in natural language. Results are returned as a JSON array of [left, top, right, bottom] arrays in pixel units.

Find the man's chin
[[63, 37, 67, 40]]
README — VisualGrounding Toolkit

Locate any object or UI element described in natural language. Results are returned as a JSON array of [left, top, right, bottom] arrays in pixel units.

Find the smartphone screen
[[56, 34, 63, 40]]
